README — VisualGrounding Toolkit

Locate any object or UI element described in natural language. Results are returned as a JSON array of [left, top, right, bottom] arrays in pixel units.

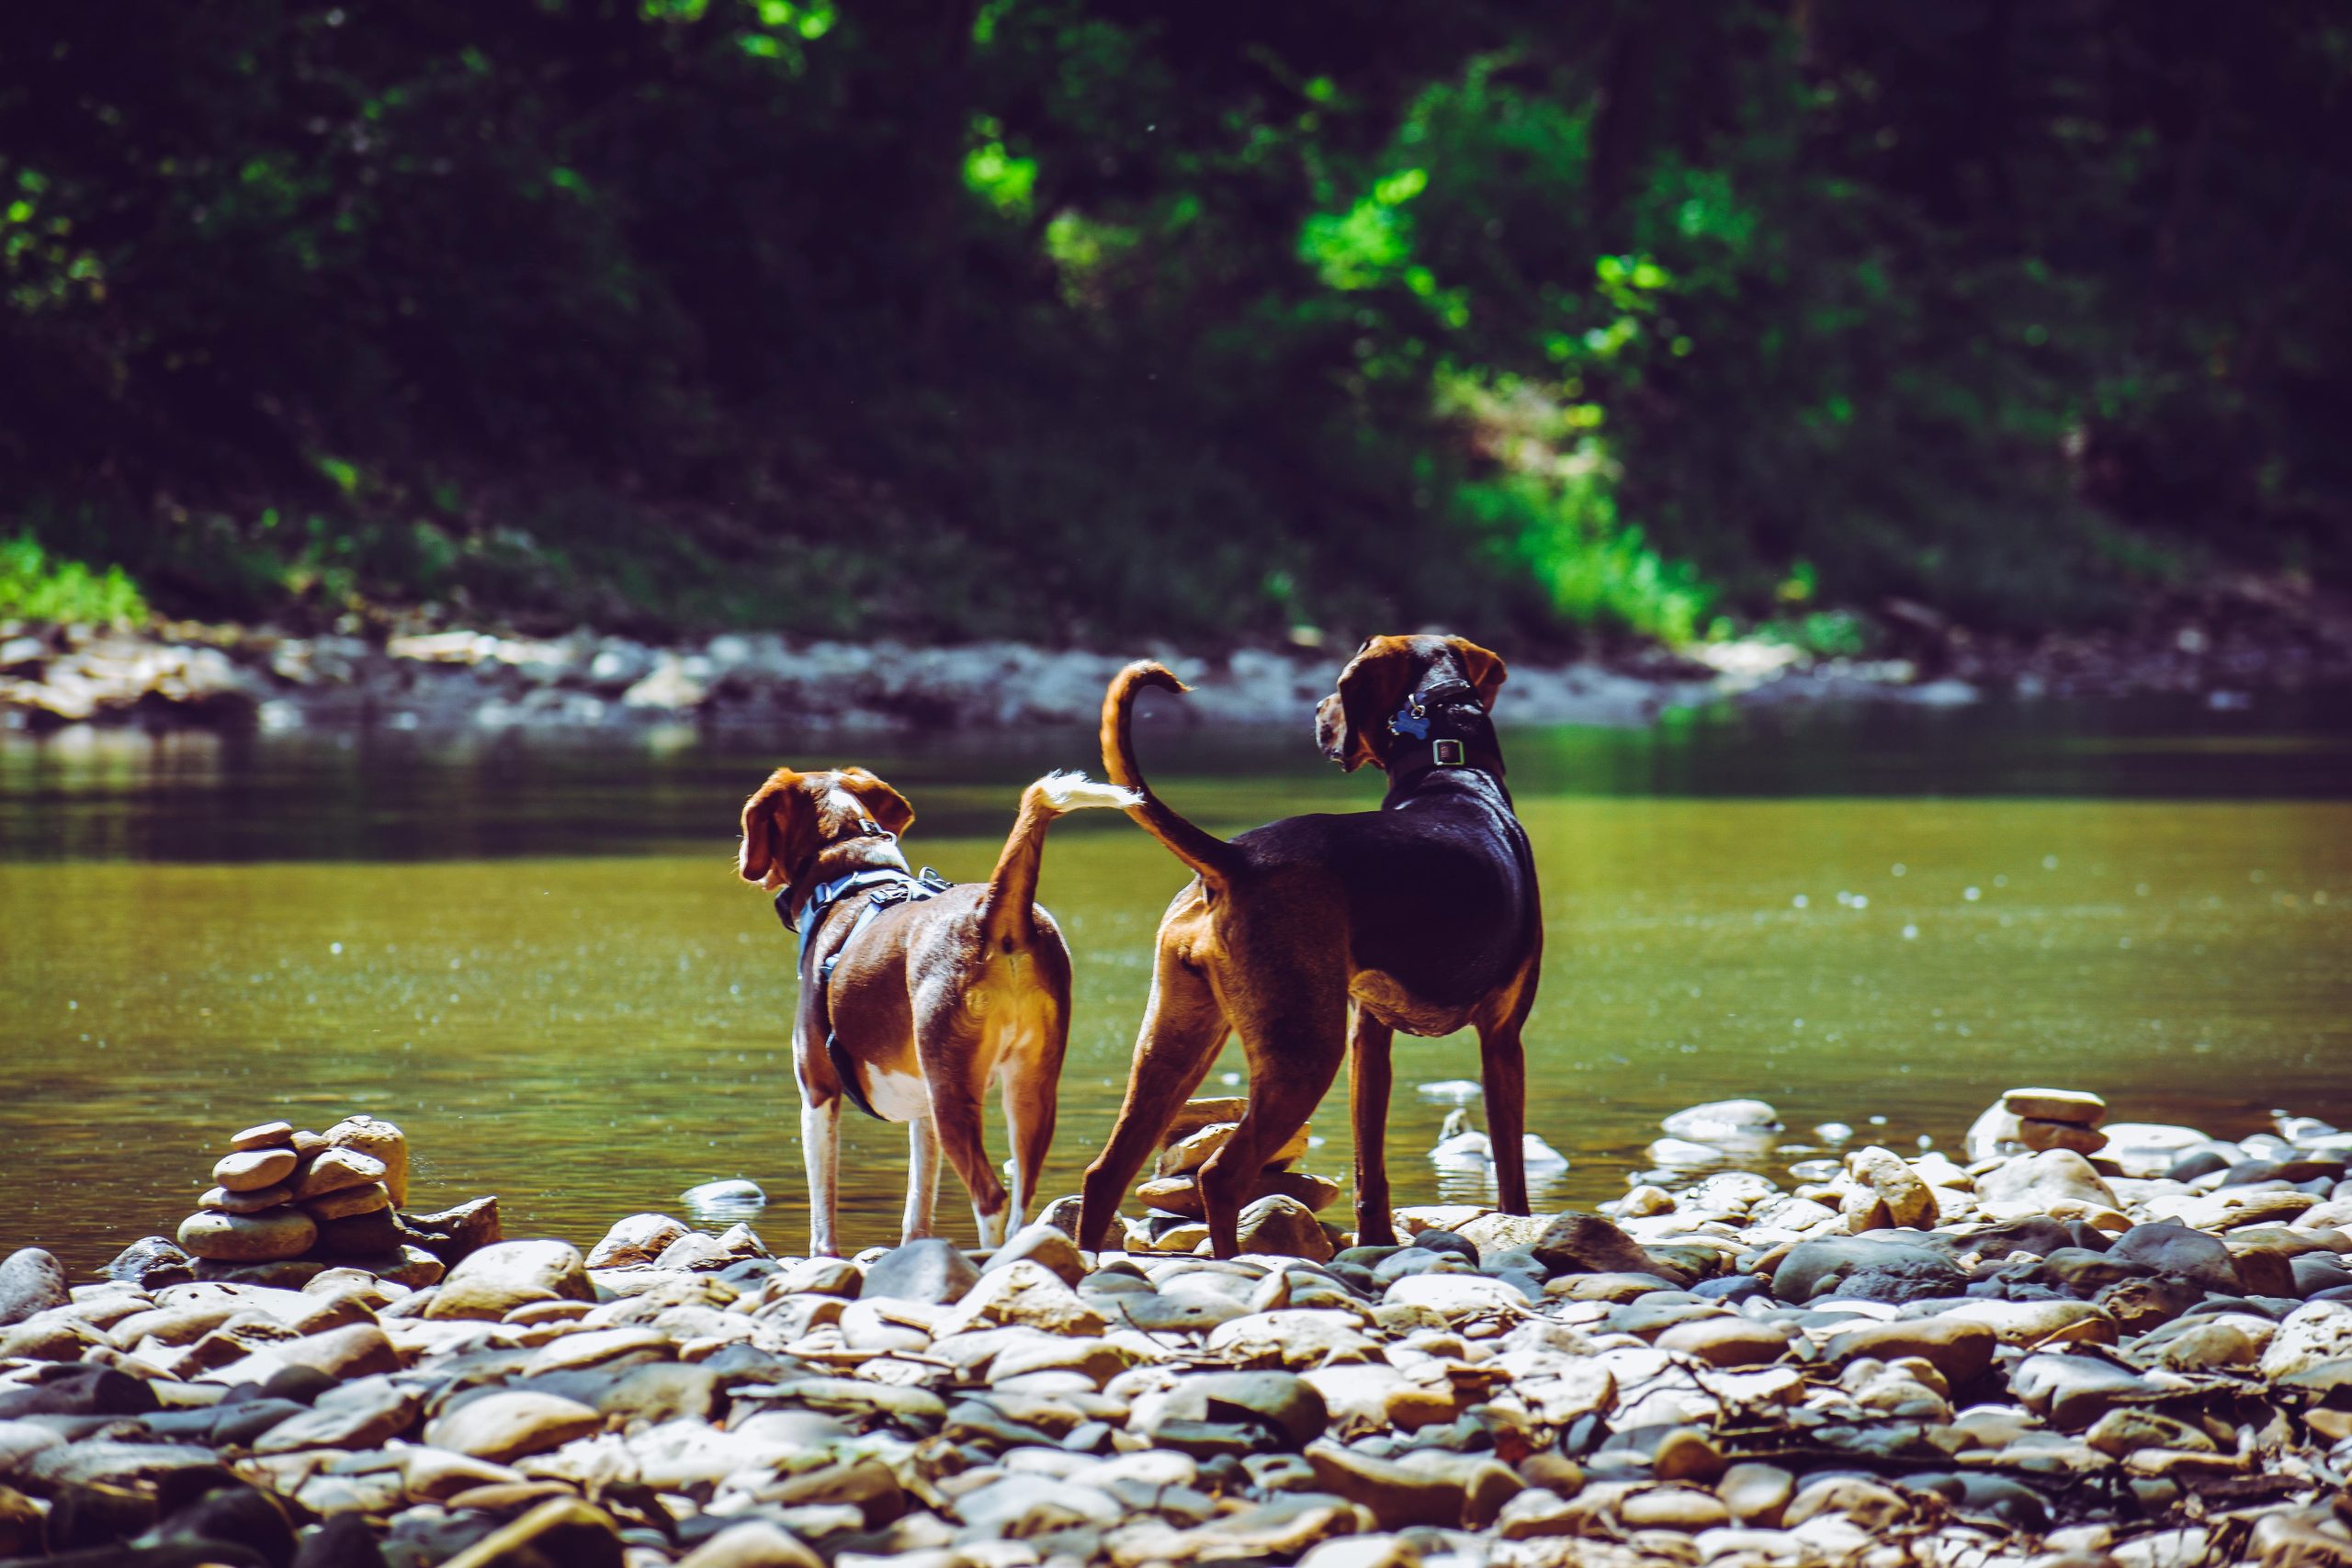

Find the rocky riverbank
[[0, 622, 1867, 735], [5, 1087, 2352, 1566], [6, 571, 2348, 734]]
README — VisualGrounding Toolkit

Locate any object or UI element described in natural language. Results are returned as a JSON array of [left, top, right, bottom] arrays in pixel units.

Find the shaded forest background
[[3, 0, 2346, 653]]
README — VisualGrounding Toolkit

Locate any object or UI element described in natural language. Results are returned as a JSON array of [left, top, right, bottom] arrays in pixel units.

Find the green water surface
[[3, 698, 2346, 1271]]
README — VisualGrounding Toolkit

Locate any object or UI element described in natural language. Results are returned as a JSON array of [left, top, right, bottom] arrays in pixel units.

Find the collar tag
[[1388, 697, 1430, 739]]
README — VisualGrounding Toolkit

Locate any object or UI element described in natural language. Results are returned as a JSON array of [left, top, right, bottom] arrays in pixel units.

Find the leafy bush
[[0, 2, 2339, 642], [0, 536, 146, 624]]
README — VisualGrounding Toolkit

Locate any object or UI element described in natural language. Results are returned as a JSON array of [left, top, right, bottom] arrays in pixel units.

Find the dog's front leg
[[1348, 1008, 1398, 1246], [902, 1114, 941, 1243], [1478, 986, 1536, 1216], [802, 1094, 844, 1256]]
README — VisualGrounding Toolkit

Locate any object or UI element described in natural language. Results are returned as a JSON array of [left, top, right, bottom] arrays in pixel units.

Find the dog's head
[[737, 765, 916, 895], [1315, 634, 1507, 773]]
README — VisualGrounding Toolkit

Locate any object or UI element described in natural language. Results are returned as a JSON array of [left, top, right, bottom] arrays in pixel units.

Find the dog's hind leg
[[902, 1113, 942, 1243], [1198, 998, 1345, 1258], [922, 1021, 1012, 1248], [1347, 1007, 1399, 1246], [1193, 891, 1351, 1257], [1076, 944, 1227, 1250], [999, 1013, 1065, 1237], [801, 1094, 843, 1257]]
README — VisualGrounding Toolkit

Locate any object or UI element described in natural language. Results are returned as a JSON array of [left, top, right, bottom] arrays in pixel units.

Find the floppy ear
[[738, 769, 808, 890], [838, 768, 916, 837], [1449, 637, 1507, 713], [1324, 637, 1419, 772], [1314, 693, 1350, 766]]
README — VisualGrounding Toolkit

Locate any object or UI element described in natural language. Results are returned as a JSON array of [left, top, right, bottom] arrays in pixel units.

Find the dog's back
[[1232, 795, 1535, 1011], [1099, 660, 1533, 1004]]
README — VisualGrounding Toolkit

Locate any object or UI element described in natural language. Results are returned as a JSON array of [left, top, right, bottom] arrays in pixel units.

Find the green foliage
[[0, 536, 147, 624], [1300, 168, 1425, 290], [1431, 367, 1710, 644], [1, 1, 2344, 643], [1747, 609, 1873, 660], [964, 119, 1038, 218], [1454, 474, 1713, 647]]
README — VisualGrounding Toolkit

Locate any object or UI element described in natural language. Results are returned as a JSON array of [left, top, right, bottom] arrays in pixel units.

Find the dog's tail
[[1101, 660, 1243, 888], [979, 771, 1142, 952]]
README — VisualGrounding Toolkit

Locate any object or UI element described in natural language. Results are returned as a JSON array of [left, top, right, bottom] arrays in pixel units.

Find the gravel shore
[[5, 1087, 2351, 1566]]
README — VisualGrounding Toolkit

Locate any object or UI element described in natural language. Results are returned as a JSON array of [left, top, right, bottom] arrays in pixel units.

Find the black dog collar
[[1385, 678, 1504, 784]]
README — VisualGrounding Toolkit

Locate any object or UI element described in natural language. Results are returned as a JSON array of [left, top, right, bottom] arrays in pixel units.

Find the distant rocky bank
[[5, 1085, 2352, 1566], [5, 575, 2348, 735]]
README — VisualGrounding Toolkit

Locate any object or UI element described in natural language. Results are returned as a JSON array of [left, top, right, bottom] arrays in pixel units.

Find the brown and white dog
[[739, 765, 1137, 1255], [1077, 635, 1543, 1257]]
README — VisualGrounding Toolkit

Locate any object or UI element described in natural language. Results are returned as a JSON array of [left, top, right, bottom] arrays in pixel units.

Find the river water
[[3, 694, 2347, 1274]]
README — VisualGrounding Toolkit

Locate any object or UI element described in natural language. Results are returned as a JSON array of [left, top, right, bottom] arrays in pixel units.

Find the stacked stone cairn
[[1125, 1097, 1345, 1260], [5, 1083, 2352, 1566], [1967, 1085, 2113, 1158], [151, 1113, 499, 1292]]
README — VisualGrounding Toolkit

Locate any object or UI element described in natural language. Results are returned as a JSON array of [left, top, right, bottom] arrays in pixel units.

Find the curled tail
[[1100, 660, 1242, 888], [979, 771, 1142, 953]]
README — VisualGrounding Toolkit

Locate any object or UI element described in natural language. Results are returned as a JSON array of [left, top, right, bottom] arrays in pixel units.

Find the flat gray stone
[[22, 1439, 230, 1491], [0, 1248, 70, 1327], [2010, 1352, 2163, 1431], [1142, 1371, 1330, 1450], [423, 1389, 604, 1463], [587, 1213, 693, 1270], [1531, 1213, 1658, 1278], [1975, 1149, 2118, 1210], [254, 1374, 421, 1452], [984, 1222, 1086, 1286], [860, 1237, 978, 1305], [101, 1236, 196, 1290], [428, 1238, 591, 1320], [1823, 1317, 1997, 1385], [1112, 1292, 1248, 1332], [1773, 1235, 1967, 1304], [1236, 1196, 1333, 1261], [2108, 1222, 2243, 1296]]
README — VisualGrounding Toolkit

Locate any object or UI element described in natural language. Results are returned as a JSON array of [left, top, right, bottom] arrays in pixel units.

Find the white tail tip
[[1035, 769, 1145, 813]]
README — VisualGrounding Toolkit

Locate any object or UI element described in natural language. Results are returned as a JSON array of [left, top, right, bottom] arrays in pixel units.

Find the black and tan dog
[[1077, 635, 1542, 1256], [740, 765, 1136, 1256]]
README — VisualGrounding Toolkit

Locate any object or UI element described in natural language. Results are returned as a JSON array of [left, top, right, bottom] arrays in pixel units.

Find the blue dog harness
[[774, 829, 954, 1121]]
